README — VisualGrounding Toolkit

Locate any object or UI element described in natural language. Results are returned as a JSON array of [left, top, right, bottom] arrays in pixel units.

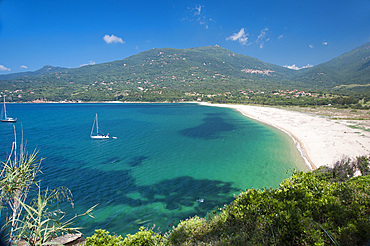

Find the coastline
[[7, 100, 370, 169], [199, 102, 370, 170]]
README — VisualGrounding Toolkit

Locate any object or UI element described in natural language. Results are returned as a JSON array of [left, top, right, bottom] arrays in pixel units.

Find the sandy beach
[[200, 103, 370, 170]]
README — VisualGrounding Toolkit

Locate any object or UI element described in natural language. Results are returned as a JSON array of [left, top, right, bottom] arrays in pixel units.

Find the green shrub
[[122, 227, 164, 246], [167, 216, 208, 244], [86, 229, 123, 246]]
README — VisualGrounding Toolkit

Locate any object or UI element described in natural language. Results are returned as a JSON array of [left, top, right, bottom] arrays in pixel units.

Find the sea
[[0, 103, 308, 236]]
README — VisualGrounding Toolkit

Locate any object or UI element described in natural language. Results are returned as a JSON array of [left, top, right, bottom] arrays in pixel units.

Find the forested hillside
[[0, 43, 369, 103], [294, 42, 370, 91], [0, 65, 67, 80]]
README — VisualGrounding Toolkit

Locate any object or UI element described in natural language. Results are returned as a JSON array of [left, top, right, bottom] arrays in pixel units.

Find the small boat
[[1, 97, 17, 123], [90, 113, 109, 139]]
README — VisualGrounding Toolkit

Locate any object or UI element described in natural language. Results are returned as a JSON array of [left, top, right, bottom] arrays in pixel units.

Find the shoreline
[[7, 101, 369, 169], [234, 107, 316, 170], [199, 102, 370, 170]]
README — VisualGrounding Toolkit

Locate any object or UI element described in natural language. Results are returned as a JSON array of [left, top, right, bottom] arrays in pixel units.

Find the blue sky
[[0, 0, 369, 74]]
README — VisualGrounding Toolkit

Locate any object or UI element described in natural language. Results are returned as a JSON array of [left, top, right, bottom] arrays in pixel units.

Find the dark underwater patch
[[128, 155, 149, 167], [179, 113, 237, 139], [27, 148, 239, 237]]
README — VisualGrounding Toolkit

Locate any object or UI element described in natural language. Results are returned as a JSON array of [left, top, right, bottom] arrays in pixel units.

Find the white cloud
[[184, 4, 213, 29], [257, 27, 268, 41], [0, 65, 11, 71], [20, 65, 28, 69], [80, 61, 96, 67], [256, 27, 269, 48], [278, 34, 284, 39], [284, 64, 300, 70], [103, 34, 124, 44], [322, 41, 328, 45], [226, 28, 249, 45], [194, 5, 210, 29], [302, 64, 314, 69], [194, 4, 202, 15], [284, 64, 314, 70], [309, 44, 314, 49]]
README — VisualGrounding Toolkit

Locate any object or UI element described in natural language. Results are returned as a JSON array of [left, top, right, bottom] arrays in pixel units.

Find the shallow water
[[0, 103, 308, 236]]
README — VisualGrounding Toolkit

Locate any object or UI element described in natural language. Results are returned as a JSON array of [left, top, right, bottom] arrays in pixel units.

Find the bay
[[0, 103, 308, 236]]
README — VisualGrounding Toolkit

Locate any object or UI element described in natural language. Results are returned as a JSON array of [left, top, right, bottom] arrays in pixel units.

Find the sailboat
[[90, 113, 109, 139], [1, 97, 17, 123]]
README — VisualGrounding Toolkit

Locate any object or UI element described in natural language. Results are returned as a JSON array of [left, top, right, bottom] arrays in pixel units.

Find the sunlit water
[[0, 103, 308, 236]]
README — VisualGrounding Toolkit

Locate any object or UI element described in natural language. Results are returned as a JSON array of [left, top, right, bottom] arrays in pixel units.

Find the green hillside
[[61, 45, 295, 89], [294, 42, 370, 91], [0, 65, 67, 80], [0, 43, 369, 102]]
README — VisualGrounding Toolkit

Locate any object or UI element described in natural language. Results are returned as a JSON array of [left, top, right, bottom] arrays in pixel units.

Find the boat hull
[[90, 135, 109, 140], [1, 118, 17, 123]]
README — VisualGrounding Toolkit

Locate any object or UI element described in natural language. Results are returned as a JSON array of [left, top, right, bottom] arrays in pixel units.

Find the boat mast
[[91, 114, 97, 136], [96, 114, 99, 134], [3, 97, 7, 119]]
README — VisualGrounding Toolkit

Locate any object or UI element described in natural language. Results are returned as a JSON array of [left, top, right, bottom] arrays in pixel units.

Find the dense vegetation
[[0, 43, 369, 105], [294, 42, 370, 89], [86, 155, 370, 245]]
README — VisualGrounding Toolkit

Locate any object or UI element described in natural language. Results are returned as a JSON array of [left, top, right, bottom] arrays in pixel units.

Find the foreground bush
[[85, 229, 123, 246], [86, 227, 164, 246], [122, 227, 164, 246]]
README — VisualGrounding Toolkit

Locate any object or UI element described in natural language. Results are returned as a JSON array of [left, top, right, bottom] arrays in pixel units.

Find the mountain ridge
[[293, 42, 370, 89], [0, 43, 369, 101], [0, 65, 68, 80]]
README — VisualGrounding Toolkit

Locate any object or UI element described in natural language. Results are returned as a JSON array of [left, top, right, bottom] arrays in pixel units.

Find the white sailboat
[[1, 97, 17, 123], [90, 113, 109, 139]]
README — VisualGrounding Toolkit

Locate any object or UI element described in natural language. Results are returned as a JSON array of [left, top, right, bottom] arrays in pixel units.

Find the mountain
[[293, 42, 370, 90], [0, 65, 68, 80], [0, 43, 369, 102], [60, 45, 295, 87], [1, 46, 296, 89]]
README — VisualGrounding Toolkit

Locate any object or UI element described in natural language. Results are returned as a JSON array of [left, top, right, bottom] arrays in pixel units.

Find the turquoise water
[[0, 103, 308, 236]]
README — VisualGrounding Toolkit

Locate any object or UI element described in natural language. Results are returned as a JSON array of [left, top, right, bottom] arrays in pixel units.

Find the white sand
[[200, 103, 370, 170]]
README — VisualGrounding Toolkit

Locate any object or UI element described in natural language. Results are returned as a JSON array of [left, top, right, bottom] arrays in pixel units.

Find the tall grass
[[0, 126, 96, 245]]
